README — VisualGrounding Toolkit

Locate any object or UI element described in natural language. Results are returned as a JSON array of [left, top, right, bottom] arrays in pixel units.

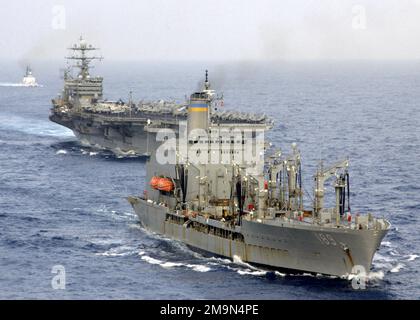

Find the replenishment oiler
[[49, 37, 271, 157], [127, 81, 390, 277]]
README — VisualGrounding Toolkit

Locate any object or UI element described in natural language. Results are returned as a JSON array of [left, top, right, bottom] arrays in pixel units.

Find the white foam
[[230, 255, 278, 277], [98, 251, 131, 257], [233, 268, 287, 278], [301, 272, 315, 277], [128, 223, 142, 230], [346, 270, 384, 281], [390, 263, 405, 273], [186, 264, 211, 272], [97, 245, 138, 257], [207, 256, 232, 264], [161, 262, 184, 268], [406, 254, 419, 262], [367, 270, 385, 280], [56, 149, 67, 155], [0, 83, 41, 87], [237, 269, 267, 276], [232, 255, 260, 271], [381, 241, 393, 247], [140, 255, 162, 265], [139, 253, 211, 272], [139, 255, 183, 269]]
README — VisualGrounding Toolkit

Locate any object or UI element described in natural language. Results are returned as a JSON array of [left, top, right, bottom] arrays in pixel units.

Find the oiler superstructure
[[128, 80, 390, 277]]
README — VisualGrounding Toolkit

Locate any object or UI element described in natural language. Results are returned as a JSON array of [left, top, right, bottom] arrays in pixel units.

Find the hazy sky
[[1, 0, 420, 62]]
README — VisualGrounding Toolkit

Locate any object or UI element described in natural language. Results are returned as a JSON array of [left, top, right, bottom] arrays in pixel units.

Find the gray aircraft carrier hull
[[50, 112, 162, 156], [73, 129, 156, 157], [128, 197, 389, 277]]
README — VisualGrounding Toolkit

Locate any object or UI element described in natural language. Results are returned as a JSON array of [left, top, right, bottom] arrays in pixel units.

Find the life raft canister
[[157, 178, 175, 192], [150, 176, 160, 189]]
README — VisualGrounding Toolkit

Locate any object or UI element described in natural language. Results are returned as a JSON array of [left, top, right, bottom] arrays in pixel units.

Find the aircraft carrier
[[49, 37, 272, 157], [127, 80, 390, 277]]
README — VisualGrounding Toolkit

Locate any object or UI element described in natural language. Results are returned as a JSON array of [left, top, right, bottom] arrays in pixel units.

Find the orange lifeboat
[[157, 178, 175, 192], [150, 176, 160, 190]]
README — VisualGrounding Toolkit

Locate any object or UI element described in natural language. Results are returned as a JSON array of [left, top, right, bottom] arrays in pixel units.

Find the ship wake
[[96, 219, 417, 284], [0, 115, 73, 137], [0, 83, 43, 87]]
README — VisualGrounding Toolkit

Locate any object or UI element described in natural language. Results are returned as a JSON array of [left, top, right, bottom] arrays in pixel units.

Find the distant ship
[[21, 66, 39, 87], [49, 37, 272, 157]]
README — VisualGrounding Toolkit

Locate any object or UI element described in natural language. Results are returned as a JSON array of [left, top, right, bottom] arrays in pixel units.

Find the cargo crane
[[266, 143, 303, 212], [313, 159, 350, 224]]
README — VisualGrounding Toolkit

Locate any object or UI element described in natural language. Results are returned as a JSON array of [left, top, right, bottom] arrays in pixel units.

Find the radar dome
[[80, 39, 87, 48]]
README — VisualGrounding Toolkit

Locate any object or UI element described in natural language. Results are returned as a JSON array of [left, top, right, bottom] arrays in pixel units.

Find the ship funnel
[[187, 71, 213, 140]]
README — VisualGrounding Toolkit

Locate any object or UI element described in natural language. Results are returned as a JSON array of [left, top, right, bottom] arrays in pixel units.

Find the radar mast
[[66, 36, 103, 80]]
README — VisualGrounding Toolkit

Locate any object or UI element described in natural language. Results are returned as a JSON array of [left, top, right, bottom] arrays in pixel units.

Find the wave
[[371, 240, 418, 277], [236, 269, 267, 276], [390, 263, 405, 273], [226, 255, 285, 277], [138, 251, 211, 272], [406, 254, 419, 262], [96, 245, 140, 257], [381, 241, 393, 248]]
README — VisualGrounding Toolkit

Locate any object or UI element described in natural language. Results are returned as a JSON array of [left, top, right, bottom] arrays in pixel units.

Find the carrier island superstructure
[[127, 82, 390, 277], [49, 37, 271, 157]]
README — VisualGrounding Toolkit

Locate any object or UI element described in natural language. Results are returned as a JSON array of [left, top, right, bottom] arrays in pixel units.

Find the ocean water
[[0, 61, 419, 299]]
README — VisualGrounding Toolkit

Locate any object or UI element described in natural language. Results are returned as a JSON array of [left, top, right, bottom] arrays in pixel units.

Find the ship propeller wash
[[127, 81, 390, 277], [50, 37, 272, 157]]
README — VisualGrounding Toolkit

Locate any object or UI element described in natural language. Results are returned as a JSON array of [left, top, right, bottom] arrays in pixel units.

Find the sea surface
[[0, 61, 419, 299]]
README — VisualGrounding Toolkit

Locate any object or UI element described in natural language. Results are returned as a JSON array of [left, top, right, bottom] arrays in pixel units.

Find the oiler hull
[[128, 197, 389, 277]]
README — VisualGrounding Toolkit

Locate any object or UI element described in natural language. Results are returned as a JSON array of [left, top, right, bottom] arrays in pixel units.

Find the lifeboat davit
[[150, 176, 160, 189], [157, 178, 174, 192]]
